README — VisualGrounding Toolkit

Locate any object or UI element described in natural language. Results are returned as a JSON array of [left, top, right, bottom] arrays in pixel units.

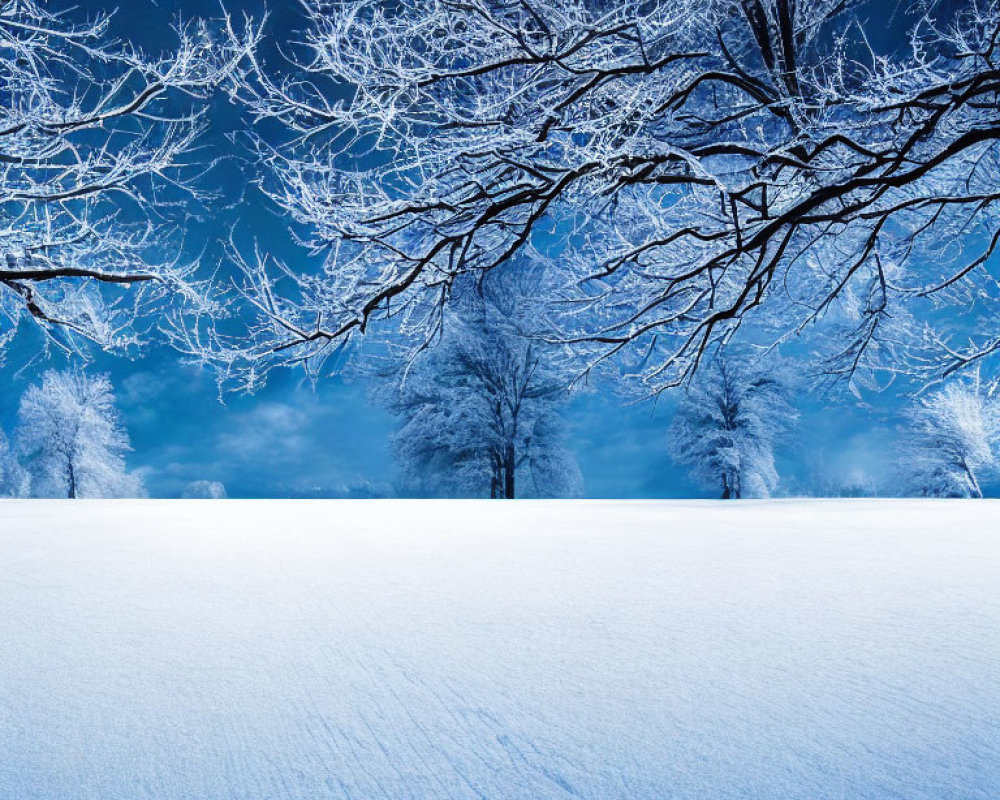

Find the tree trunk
[[721, 473, 730, 500], [504, 442, 515, 499], [67, 460, 77, 499], [964, 463, 983, 499]]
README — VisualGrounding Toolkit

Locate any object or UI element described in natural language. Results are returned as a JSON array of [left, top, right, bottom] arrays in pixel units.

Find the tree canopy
[[182, 0, 1000, 397], [0, 1, 257, 355]]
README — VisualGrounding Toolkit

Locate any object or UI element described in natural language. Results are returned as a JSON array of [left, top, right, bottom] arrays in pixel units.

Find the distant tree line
[[369, 283, 1000, 498], [3, 356, 998, 499]]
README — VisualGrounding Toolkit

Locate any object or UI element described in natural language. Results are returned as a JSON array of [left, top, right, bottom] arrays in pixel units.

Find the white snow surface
[[1, 499, 998, 799]]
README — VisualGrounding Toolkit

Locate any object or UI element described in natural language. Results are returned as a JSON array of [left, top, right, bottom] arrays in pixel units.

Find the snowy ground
[[0, 500, 998, 800]]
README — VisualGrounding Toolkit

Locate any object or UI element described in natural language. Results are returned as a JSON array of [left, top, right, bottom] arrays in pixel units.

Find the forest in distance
[[2, 0, 1000, 499]]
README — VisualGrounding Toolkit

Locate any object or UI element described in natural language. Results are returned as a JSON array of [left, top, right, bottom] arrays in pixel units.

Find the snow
[[1, 500, 998, 799]]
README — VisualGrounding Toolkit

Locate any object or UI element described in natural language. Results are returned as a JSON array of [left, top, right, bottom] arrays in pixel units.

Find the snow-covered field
[[1, 500, 998, 799]]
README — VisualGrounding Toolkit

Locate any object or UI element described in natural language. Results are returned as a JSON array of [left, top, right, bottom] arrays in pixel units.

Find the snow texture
[[0, 500, 998, 799]]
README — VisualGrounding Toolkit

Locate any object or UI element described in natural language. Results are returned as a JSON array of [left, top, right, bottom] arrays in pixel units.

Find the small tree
[[181, 480, 228, 499], [669, 352, 795, 499], [16, 370, 143, 498], [377, 273, 582, 499], [899, 379, 1000, 498]]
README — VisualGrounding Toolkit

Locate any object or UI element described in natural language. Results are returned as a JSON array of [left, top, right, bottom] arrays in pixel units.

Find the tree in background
[[16, 370, 143, 498], [0, 1, 257, 354], [669, 352, 796, 498], [181, 480, 228, 500], [899, 378, 1000, 498], [376, 271, 582, 499], [206, 0, 1000, 394]]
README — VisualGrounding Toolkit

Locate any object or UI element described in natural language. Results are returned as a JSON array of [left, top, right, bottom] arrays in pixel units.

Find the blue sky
[[0, 0, 977, 498]]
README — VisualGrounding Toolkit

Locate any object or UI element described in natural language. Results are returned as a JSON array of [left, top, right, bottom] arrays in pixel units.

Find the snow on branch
[[0, 1, 260, 355], [184, 0, 1000, 393]]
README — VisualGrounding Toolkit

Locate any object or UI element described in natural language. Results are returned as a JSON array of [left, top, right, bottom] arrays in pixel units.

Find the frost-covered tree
[[181, 480, 228, 499], [899, 378, 1000, 498], [0, 1, 257, 354], [669, 352, 795, 498], [375, 271, 582, 498], [206, 0, 1000, 392], [16, 370, 143, 499], [0, 429, 28, 498]]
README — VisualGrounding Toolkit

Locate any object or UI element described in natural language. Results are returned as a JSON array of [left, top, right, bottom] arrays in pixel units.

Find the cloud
[[120, 371, 167, 406], [117, 371, 395, 498], [215, 402, 311, 460]]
